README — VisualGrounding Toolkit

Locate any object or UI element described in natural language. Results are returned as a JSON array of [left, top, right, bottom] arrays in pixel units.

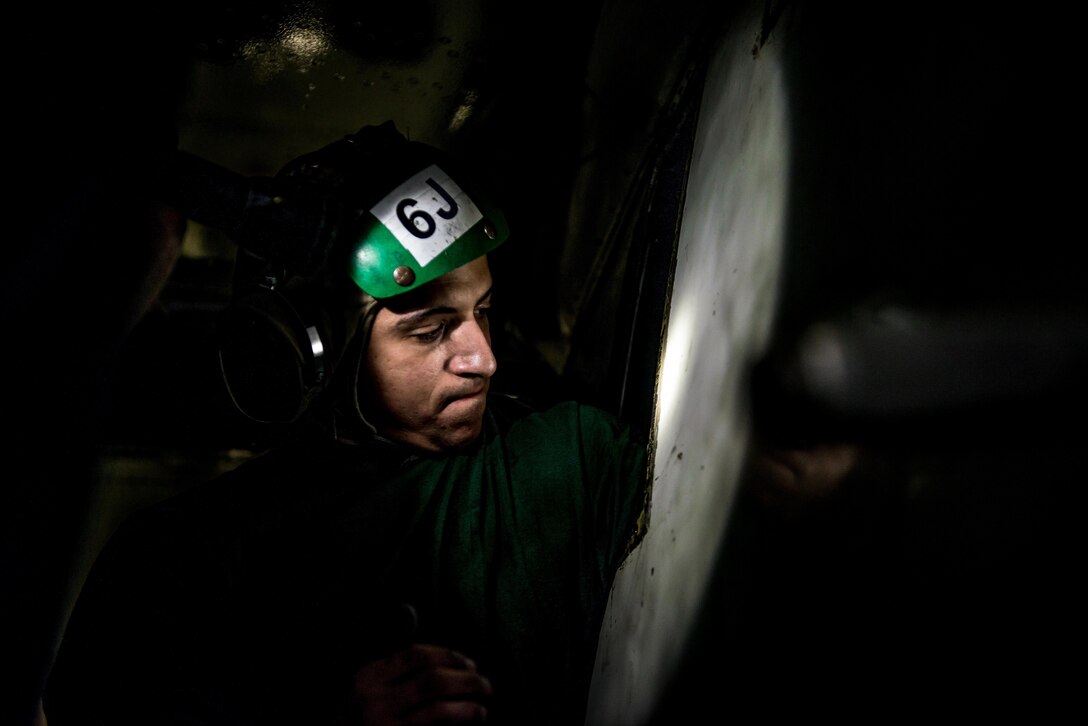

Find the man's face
[[361, 256, 497, 453]]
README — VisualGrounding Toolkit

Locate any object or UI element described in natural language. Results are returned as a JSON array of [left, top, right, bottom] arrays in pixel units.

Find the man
[[43, 122, 652, 726]]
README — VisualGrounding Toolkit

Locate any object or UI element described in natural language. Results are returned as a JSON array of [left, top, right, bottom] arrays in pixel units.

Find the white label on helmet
[[370, 164, 483, 267]]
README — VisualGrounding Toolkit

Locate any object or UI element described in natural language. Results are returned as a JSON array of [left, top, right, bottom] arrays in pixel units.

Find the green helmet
[[278, 121, 510, 299]]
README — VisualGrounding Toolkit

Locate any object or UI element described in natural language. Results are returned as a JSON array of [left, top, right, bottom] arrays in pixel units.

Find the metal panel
[[585, 4, 789, 723]]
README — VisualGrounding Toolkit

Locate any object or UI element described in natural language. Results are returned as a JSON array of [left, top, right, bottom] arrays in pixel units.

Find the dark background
[[6, 1, 1086, 723]]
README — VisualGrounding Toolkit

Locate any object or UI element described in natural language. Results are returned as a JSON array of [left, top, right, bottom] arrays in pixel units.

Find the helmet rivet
[[483, 219, 497, 240], [393, 266, 416, 287]]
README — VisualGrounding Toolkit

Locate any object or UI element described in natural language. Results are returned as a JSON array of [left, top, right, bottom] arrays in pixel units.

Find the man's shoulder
[[109, 428, 343, 535], [487, 394, 646, 449], [488, 393, 613, 425]]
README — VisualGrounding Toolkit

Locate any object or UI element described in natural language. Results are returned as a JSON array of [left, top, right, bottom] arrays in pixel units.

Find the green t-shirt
[[45, 397, 650, 726]]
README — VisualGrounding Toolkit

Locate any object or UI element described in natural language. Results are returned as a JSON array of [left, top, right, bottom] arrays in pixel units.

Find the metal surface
[[586, 4, 789, 722]]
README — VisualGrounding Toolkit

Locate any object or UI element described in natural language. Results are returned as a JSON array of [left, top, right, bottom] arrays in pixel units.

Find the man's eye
[[413, 322, 446, 342], [475, 306, 491, 318]]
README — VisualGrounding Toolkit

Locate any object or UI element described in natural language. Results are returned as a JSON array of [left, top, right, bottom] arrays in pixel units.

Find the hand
[[744, 437, 861, 511], [348, 643, 491, 725]]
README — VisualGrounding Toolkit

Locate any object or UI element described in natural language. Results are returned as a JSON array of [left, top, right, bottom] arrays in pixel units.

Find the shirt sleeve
[[572, 403, 652, 581]]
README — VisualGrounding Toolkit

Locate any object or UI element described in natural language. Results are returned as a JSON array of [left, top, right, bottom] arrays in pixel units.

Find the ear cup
[[216, 285, 328, 424]]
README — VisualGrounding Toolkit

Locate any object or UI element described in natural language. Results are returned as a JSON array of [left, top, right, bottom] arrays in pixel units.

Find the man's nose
[[448, 319, 497, 377]]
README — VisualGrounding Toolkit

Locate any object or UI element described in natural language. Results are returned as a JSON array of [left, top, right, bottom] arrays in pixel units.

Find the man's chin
[[396, 412, 484, 454], [436, 417, 485, 452]]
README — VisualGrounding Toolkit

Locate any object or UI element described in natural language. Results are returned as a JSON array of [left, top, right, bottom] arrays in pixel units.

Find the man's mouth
[[444, 384, 488, 408]]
